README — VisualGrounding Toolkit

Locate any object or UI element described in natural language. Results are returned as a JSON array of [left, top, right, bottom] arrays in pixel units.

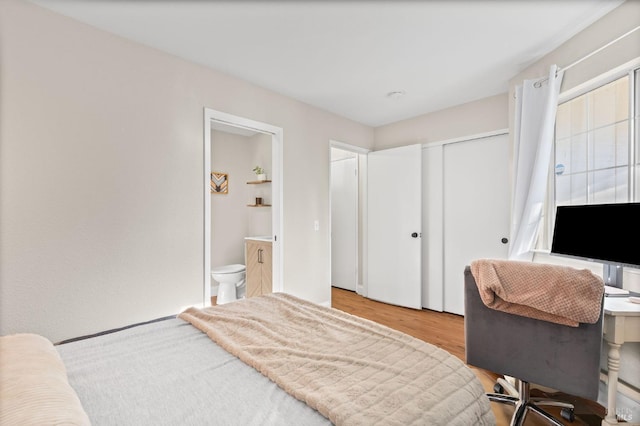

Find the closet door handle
[[258, 248, 263, 264]]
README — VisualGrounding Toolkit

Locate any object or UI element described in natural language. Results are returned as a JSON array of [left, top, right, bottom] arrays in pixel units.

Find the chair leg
[[527, 404, 565, 426], [487, 392, 519, 406], [498, 376, 519, 397], [531, 398, 574, 410], [487, 379, 576, 425], [511, 399, 528, 426]]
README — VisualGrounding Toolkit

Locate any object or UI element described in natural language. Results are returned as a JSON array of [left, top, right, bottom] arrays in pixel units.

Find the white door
[[443, 134, 510, 315], [422, 145, 444, 311], [331, 156, 358, 291], [367, 144, 422, 309]]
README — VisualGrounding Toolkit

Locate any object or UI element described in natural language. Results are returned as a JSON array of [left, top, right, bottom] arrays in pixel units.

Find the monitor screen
[[550, 202, 640, 268]]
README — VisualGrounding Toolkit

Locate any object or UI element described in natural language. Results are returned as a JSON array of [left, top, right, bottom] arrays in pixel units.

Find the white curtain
[[508, 65, 564, 261]]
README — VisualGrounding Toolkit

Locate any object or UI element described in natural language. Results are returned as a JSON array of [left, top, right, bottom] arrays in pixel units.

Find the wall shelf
[[247, 179, 270, 207]]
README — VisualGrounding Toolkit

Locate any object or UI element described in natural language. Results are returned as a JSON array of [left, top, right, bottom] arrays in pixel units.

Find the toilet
[[211, 264, 246, 305]]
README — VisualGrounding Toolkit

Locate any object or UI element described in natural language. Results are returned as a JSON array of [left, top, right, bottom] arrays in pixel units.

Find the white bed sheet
[[56, 317, 331, 426]]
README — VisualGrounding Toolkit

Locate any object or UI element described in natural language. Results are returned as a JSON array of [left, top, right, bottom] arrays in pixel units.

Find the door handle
[[411, 232, 420, 238], [258, 248, 263, 263], [501, 237, 509, 244]]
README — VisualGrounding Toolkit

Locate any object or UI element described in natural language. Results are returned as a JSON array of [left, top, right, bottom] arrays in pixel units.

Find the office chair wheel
[[493, 383, 504, 394], [560, 407, 575, 422]]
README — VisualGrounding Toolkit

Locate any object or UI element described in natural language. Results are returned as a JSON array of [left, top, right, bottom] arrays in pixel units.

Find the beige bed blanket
[[470, 259, 604, 327], [179, 293, 494, 426], [0, 333, 91, 426]]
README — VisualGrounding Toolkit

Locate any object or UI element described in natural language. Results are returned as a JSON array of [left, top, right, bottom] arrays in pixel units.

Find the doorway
[[329, 141, 368, 294], [203, 108, 283, 306]]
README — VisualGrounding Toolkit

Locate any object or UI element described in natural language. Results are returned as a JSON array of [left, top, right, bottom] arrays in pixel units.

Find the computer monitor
[[550, 202, 640, 288]]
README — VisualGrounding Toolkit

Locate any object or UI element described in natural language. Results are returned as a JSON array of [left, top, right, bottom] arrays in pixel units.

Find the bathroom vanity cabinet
[[245, 239, 272, 298]]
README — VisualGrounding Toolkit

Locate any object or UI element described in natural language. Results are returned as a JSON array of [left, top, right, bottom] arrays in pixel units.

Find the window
[[554, 76, 631, 205], [540, 66, 639, 250]]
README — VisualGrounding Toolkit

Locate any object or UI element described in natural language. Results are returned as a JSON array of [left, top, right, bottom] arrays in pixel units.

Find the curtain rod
[[562, 25, 640, 73], [534, 25, 640, 88]]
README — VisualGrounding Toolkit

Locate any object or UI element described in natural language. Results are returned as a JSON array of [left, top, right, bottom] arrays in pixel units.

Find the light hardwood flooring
[[330, 286, 606, 426]]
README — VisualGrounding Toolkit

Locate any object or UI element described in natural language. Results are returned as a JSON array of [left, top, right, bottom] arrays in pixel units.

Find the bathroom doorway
[[203, 108, 283, 306], [329, 141, 368, 294]]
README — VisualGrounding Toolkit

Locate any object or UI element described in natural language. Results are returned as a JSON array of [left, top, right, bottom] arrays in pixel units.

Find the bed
[[1, 292, 495, 425]]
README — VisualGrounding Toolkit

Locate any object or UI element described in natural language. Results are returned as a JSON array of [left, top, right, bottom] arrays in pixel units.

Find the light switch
[[314, 220, 319, 231]]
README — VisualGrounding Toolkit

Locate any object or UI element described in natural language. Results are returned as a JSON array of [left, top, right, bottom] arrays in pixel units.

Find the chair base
[[488, 379, 575, 426]]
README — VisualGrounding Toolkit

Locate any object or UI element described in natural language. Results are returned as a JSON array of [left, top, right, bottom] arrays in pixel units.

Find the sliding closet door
[[367, 144, 422, 309], [443, 134, 510, 315]]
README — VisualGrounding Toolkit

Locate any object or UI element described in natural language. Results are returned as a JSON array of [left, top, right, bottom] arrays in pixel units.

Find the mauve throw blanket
[[470, 259, 604, 327], [179, 293, 494, 426]]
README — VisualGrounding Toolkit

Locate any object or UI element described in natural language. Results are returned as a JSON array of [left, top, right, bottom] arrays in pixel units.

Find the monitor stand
[[603, 263, 623, 288]]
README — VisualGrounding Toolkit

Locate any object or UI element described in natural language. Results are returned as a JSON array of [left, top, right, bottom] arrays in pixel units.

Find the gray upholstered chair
[[464, 265, 603, 426]]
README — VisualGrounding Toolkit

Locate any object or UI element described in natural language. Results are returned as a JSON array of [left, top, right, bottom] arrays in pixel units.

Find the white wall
[[374, 93, 509, 149], [0, 0, 373, 342], [508, 1, 640, 102], [211, 130, 254, 269], [247, 133, 273, 237]]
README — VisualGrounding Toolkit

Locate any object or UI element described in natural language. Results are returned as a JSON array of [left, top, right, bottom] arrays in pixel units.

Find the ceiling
[[28, 0, 625, 127]]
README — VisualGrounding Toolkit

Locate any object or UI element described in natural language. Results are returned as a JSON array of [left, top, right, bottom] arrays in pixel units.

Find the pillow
[[0, 333, 91, 425]]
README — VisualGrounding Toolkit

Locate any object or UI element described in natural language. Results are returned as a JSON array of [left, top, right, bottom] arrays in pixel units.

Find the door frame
[[329, 140, 369, 294], [203, 108, 284, 306]]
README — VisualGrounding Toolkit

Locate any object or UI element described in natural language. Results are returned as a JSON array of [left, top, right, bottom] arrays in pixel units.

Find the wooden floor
[[330, 287, 606, 426]]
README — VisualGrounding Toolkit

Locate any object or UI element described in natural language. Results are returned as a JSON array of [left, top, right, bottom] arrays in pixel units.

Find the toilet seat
[[212, 264, 245, 274]]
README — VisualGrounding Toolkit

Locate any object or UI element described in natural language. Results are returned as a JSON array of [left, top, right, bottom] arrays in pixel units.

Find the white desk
[[602, 297, 640, 426]]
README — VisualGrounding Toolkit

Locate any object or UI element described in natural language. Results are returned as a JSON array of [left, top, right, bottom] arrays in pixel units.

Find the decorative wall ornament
[[253, 165, 267, 181], [211, 172, 228, 194]]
